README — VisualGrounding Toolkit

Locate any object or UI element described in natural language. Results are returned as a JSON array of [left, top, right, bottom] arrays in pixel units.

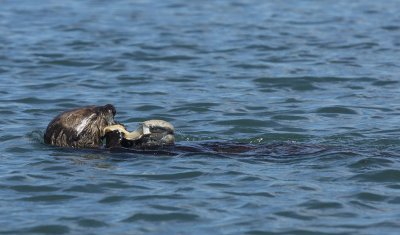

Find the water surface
[[1, 0, 400, 234]]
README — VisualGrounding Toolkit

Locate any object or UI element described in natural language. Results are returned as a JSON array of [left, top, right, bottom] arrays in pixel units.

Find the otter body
[[44, 105, 174, 149], [44, 105, 326, 156], [44, 104, 116, 148]]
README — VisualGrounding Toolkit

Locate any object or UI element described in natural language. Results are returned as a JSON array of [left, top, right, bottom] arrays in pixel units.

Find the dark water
[[1, 0, 400, 234]]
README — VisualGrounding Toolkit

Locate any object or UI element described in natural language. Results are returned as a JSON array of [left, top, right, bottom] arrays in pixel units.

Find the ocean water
[[1, 0, 400, 234]]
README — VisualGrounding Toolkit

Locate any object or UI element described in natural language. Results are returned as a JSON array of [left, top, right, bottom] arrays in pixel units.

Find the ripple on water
[[64, 184, 105, 193], [350, 169, 400, 182], [26, 225, 70, 235], [134, 104, 165, 112], [10, 97, 63, 104], [204, 182, 234, 188], [387, 197, 400, 204], [299, 200, 343, 210], [169, 102, 219, 113], [25, 82, 63, 90], [98, 195, 129, 204], [116, 171, 203, 180], [5, 146, 32, 153], [274, 211, 315, 221], [132, 194, 187, 201], [77, 219, 108, 228], [348, 157, 394, 169], [39, 59, 97, 67], [121, 51, 197, 62], [8, 185, 59, 193], [0, 134, 21, 142], [122, 212, 199, 222], [20, 194, 76, 202], [271, 114, 309, 121], [353, 192, 388, 202], [213, 119, 278, 128], [150, 204, 183, 211], [372, 80, 399, 87], [315, 106, 358, 115], [224, 191, 274, 198], [254, 76, 321, 91]]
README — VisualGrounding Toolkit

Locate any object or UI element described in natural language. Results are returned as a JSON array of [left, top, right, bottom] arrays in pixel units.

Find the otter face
[[98, 104, 116, 126], [104, 120, 175, 149]]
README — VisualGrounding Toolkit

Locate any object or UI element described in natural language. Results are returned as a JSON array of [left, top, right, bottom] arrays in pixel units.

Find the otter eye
[[103, 104, 116, 116]]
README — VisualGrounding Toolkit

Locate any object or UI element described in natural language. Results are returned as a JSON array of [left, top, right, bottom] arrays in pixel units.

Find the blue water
[[1, 0, 400, 234]]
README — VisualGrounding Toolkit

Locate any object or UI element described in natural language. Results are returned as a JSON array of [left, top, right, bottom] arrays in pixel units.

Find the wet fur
[[44, 105, 116, 148]]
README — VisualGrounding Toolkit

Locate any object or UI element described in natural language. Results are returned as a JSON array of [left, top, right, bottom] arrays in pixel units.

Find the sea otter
[[44, 105, 326, 156], [44, 104, 175, 149], [43, 104, 247, 153]]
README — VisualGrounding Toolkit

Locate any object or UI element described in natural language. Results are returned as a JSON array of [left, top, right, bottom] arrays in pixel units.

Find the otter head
[[44, 104, 117, 148], [96, 104, 117, 135], [103, 120, 175, 149]]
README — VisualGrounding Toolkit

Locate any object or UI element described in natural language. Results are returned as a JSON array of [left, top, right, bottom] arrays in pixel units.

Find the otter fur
[[44, 104, 116, 148]]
